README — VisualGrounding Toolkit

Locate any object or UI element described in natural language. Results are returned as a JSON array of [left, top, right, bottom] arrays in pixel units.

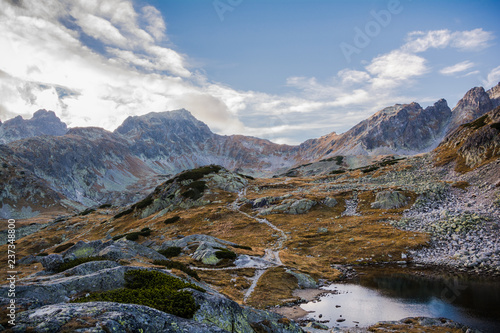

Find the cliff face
[[448, 86, 495, 134], [435, 106, 500, 173]]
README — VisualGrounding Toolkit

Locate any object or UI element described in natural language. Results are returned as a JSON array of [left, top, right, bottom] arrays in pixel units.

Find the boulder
[[323, 197, 338, 208], [285, 269, 317, 289], [11, 302, 228, 333], [62, 240, 109, 260], [39, 254, 64, 272], [371, 190, 408, 209], [261, 199, 316, 215], [0, 266, 141, 305], [98, 239, 167, 262], [191, 289, 303, 333]]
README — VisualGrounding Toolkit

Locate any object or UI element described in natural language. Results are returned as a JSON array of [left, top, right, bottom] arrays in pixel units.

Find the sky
[[1, 0, 499, 144]]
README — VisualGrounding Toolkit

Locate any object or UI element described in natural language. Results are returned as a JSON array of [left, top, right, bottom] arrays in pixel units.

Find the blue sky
[[1, 0, 499, 144]]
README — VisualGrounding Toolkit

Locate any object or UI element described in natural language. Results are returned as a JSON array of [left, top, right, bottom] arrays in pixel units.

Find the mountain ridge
[[1, 83, 499, 218]]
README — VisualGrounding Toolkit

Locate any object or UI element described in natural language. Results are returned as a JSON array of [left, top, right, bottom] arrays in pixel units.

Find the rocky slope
[[2, 155, 498, 332], [301, 99, 452, 158], [435, 106, 500, 173], [2, 84, 500, 219], [447, 86, 496, 134]]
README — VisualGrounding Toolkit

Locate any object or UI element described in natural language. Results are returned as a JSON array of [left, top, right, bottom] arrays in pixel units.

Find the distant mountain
[[300, 99, 452, 159], [0, 109, 299, 218], [2, 83, 499, 218], [0, 109, 67, 144], [447, 87, 495, 134]]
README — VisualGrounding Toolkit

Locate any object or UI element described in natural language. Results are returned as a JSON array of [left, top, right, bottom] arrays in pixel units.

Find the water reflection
[[301, 270, 500, 332]]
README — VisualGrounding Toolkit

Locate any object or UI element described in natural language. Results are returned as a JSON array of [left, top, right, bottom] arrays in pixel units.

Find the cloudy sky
[[1, 0, 499, 144]]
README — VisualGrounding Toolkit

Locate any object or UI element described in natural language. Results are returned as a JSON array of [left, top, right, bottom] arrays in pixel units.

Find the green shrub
[[175, 165, 222, 182], [464, 115, 488, 129], [164, 216, 181, 224], [54, 242, 75, 253], [335, 156, 344, 165], [152, 260, 200, 281], [215, 249, 237, 260], [379, 159, 401, 167], [113, 207, 134, 219], [181, 180, 207, 200], [362, 166, 379, 173], [56, 256, 109, 273], [115, 228, 152, 241], [78, 208, 95, 216], [37, 253, 48, 257], [124, 270, 203, 291], [133, 196, 154, 210], [158, 247, 182, 258], [330, 170, 346, 175], [231, 244, 252, 251], [72, 270, 203, 318], [99, 203, 113, 209], [126, 233, 139, 241]]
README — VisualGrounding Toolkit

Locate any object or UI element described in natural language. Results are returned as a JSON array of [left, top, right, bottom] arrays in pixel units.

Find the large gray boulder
[[11, 302, 228, 333], [192, 290, 303, 333], [261, 198, 316, 215], [98, 239, 167, 261], [0, 266, 138, 305], [61, 239, 167, 262], [39, 254, 64, 272], [371, 190, 408, 209]]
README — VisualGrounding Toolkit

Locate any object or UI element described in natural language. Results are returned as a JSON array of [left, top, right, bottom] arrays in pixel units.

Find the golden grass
[[246, 267, 299, 308]]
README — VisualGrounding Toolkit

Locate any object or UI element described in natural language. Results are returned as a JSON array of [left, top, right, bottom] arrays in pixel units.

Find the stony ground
[[0, 155, 498, 332]]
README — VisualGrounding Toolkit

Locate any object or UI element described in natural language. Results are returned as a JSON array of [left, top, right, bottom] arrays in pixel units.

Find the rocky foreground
[[1, 145, 499, 332]]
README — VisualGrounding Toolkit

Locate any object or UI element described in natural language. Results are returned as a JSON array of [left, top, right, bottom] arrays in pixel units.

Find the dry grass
[[246, 267, 299, 308], [3, 169, 432, 311], [196, 268, 256, 303]]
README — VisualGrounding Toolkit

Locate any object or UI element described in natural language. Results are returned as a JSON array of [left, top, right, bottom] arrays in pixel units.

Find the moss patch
[[72, 270, 203, 319], [56, 256, 109, 273]]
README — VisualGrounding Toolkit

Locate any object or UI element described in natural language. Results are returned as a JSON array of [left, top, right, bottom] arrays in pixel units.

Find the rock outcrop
[[435, 106, 500, 172], [0, 109, 67, 144], [448, 86, 494, 134]]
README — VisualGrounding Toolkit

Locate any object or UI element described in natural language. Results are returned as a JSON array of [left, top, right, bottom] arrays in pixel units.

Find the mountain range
[[1, 83, 499, 218]]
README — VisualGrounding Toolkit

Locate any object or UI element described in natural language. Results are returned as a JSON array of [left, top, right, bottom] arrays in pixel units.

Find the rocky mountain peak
[[114, 109, 213, 142], [0, 109, 67, 144], [487, 82, 500, 108], [448, 86, 493, 133]]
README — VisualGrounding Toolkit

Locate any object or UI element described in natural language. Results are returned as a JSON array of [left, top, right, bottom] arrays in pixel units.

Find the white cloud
[[0, 1, 497, 145], [440, 61, 475, 75], [366, 50, 427, 80], [142, 6, 166, 41], [75, 13, 129, 47], [403, 28, 494, 53], [483, 66, 500, 88]]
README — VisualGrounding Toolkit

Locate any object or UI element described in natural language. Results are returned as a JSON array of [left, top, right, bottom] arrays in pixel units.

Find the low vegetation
[[56, 256, 109, 273], [152, 259, 200, 280], [113, 227, 152, 241], [158, 246, 182, 258], [72, 270, 203, 318], [164, 215, 181, 224]]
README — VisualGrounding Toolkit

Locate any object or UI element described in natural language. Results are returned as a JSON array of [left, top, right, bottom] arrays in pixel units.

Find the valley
[[0, 85, 499, 332]]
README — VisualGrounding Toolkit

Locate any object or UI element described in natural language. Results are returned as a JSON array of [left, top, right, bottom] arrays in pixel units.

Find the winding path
[[195, 187, 289, 303]]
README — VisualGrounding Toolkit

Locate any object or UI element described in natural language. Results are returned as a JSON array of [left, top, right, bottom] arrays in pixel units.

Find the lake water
[[300, 268, 500, 332]]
